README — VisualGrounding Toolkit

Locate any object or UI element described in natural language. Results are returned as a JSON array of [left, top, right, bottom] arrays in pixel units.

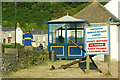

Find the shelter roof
[[74, 2, 120, 23], [45, 14, 87, 23]]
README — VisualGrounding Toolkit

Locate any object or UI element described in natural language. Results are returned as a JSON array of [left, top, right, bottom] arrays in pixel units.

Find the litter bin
[[49, 50, 57, 61]]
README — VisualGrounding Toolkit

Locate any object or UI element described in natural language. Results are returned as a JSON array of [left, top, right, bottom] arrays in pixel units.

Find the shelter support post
[[65, 24, 67, 57], [75, 23, 77, 43]]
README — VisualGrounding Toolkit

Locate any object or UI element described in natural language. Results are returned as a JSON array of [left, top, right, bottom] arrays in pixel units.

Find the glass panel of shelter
[[49, 24, 65, 43], [67, 23, 83, 43], [49, 23, 83, 44]]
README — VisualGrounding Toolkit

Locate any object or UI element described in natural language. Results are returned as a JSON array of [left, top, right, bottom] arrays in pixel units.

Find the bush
[[16, 43, 24, 49], [43, 45, 48, 52], [18, 50, 49, 66], [28, 51, 48, 65], [32, 47, 37, 50]]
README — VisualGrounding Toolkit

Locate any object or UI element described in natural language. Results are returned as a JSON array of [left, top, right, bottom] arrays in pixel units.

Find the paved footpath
[[3, 60, 119, 78]]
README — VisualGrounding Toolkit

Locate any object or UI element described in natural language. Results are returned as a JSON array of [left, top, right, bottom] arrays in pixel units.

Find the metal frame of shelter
[[45, 14, 88, 59]]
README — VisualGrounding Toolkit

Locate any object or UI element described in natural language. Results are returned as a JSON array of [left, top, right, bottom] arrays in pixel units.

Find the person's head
[[27, 30, 30, 33], [39, 43, 42, 47], [40, 43, 42, 46]]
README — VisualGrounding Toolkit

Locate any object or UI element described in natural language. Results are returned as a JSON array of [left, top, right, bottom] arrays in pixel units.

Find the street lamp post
[[15, 2, 16, 48]]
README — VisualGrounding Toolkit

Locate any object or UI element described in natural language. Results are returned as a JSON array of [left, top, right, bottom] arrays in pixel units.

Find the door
[[3, 39, 5, 44]]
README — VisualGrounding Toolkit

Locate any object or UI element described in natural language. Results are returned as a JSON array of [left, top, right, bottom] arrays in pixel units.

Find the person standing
[[23, 30, 33, 50]]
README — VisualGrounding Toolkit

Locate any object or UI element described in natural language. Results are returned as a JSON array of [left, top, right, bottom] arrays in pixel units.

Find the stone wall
[[2, 48, 49, 75], [2, 53, 19, 74]]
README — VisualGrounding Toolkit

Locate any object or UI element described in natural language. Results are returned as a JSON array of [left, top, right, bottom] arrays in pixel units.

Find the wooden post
[[104, 55, 109, 62], [86, 55, 90, 73]]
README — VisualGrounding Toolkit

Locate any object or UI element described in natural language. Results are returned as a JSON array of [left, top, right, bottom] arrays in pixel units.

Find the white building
[[105, 0, 120, 61], [105, 0, 120, 20], [31, 29, 48, 48], [2, 23, 23, 45]]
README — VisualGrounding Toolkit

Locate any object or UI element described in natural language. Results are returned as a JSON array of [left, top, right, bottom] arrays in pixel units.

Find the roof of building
[[31, 29, 48, 35], [2, 27, 15, 31], [45, 14, 87, 23], [74, 2, 120, 23]]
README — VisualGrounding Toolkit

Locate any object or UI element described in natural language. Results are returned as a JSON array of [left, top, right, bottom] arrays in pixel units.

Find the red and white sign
[[85, 25, 109, 55]]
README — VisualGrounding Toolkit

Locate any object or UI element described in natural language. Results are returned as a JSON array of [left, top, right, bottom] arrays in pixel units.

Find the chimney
[[17, 22, 20, 28]]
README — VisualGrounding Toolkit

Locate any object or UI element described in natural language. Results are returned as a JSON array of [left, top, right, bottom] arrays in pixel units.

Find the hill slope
[[2, 2, 107, 31]]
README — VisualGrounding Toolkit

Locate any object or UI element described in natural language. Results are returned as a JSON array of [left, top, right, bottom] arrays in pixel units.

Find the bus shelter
[[45, 14, 87, 59]]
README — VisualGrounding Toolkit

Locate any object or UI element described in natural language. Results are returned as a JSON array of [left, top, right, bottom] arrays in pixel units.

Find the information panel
[[85, 25, 109, 55]]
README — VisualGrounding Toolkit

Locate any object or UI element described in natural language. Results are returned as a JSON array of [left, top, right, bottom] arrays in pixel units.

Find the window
[[67, 23, 83, 43], [33, 36, 36, 41], [4, 33, 5, 37], [43, 36, 45, 41], [67, 30, 75, 43], [8, 39, 11, 44], [3, 39, 5, 44], [71, 31, 75, 36], [49, 24, 65, 43], [38, 36, 41, 41], [77, 30, 83, 43], [9, 32, 11, 37]]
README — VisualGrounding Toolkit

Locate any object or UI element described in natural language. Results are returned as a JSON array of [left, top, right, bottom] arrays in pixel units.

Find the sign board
[[85, 25, 109, 55]]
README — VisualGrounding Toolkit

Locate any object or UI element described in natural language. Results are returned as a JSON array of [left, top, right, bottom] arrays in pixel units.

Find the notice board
[[85, 25, 109, 55]]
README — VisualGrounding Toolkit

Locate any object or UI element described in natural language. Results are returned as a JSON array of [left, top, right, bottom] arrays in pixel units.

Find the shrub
[[43, 45, 48, 52]]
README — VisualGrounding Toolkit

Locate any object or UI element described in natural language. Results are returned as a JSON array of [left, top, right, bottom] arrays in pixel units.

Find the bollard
[[49, 50, 57, 62], [49, 50, 52, 60]]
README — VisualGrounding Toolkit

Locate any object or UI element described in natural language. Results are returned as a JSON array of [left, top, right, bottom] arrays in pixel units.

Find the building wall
[[119, 2, 120, 21], [2, 31, 15, 44], [104, 0, 120, 20], [32, 34, 48, 48], [2, 27, 23, 45], [110, 25, 118, 61], [118, 26, 120, 61], [32, 35, 38, 47]]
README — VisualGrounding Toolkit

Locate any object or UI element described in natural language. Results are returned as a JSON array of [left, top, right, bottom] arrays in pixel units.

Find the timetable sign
[[85, 25, 109, 55]]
